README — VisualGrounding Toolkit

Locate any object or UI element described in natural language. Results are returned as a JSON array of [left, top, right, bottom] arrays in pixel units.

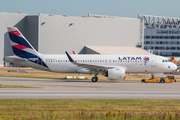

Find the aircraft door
[[151, 57, 156, 67]]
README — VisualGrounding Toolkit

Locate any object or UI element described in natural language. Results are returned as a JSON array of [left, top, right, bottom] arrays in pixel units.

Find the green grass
[[0, 99, 180, 119], [0, 84, 38, 88]]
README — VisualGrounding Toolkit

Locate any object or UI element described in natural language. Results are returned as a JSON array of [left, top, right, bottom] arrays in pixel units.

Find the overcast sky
[[0, 0, 180, 18]]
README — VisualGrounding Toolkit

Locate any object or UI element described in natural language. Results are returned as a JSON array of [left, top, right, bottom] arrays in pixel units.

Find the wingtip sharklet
[[65, 51, 74, 62]]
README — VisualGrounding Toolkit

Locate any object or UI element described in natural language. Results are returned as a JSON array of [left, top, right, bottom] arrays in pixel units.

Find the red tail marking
[[72, 51, 76, 55], [13, 44, 28, 49], [9, 30, 21, 36]]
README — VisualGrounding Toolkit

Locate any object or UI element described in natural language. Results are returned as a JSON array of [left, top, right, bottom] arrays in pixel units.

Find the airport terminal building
[[0, 13, 143, 66]]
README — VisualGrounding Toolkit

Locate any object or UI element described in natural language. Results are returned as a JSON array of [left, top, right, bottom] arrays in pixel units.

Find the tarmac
[[0, 77, 180, 99]]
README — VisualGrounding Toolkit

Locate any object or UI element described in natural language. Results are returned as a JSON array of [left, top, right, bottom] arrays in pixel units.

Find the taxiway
[[0, 77, 179, 99]]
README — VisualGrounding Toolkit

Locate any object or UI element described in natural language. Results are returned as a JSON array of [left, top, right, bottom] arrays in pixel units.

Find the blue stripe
[[9, 33, 32, 49], [19, 53, 49, 68], [12, 47, 28, 56], [12, 48, 48, 68]]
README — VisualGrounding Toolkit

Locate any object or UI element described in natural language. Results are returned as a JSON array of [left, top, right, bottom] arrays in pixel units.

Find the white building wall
[[1, 13, 142, 66], [0, 13, 27, 66], [38, 14, 141, 54]]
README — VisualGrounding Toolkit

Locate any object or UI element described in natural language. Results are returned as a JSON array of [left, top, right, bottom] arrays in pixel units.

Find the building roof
[[79, 46, 153, 55]]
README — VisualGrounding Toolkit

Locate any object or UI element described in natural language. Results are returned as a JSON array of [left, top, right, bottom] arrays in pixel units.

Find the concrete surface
[[0, 77, 180, 99]]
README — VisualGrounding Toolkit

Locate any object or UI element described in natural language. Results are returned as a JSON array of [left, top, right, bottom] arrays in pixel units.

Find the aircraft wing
[[65, 51, 120, 71]]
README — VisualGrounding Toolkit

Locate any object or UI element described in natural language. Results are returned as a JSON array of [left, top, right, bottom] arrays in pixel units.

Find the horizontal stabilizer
[[5, 56, 27, 62]]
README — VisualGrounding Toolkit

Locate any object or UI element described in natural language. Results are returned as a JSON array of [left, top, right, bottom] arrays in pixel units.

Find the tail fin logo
[[7, 27, 49, 68], [8, 27, 35, 56]]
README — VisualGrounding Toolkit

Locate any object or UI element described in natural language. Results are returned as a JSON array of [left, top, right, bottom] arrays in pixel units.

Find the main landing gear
[[91, 71, 99, 82], [92, 77, 98, 82]]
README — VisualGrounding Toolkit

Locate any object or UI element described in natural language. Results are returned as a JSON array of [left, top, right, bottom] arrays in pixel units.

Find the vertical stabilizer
[[7, 27, 48, 68], [7, 27, 38, 57]]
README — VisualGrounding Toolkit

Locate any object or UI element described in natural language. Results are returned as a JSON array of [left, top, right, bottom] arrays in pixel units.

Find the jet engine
[[104, 68, 126, 80]]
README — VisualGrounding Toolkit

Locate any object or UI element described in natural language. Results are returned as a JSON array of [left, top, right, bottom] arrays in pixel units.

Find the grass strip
[[0, 84, 38, 88], [0, 99, 180, 119]]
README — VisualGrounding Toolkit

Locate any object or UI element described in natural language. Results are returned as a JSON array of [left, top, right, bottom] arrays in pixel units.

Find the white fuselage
[[7, 54, 177, 74]]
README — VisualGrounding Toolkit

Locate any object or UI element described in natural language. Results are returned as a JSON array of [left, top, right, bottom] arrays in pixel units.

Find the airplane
[[4, 27, 177, 82]]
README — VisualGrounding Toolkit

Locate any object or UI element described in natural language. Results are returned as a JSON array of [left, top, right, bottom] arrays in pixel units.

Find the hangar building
[[0, 13, 143, 66]]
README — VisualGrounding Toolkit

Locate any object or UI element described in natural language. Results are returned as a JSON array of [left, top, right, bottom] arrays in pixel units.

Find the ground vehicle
[[141, 75, 176, 83]]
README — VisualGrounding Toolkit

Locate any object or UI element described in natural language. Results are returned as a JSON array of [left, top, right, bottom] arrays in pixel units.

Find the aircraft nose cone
[[171, 63, 177, 71], [174, 64, 177, 70]]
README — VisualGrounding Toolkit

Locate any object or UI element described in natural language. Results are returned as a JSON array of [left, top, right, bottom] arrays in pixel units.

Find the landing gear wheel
[[92, 77, 98, 82], [160, 79, 165, 83]]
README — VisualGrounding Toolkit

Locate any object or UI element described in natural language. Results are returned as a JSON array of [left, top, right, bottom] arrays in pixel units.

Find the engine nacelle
[[104, 68, 126, 80]]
